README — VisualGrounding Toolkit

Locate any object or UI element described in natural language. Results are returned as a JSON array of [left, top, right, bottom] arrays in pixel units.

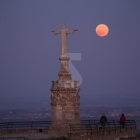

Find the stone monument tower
[[48, 23, 81, 135]]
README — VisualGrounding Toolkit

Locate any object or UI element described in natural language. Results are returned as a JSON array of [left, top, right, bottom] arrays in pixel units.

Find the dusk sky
[[0, 0, 140, 109]]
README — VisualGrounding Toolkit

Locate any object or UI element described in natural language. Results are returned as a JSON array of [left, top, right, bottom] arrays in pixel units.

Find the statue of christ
[[52, 23, 78, 55]]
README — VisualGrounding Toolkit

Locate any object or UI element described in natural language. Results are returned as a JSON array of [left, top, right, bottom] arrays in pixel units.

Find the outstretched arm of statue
[[52, 29, 61, 35], [66, 29, 78, 34]]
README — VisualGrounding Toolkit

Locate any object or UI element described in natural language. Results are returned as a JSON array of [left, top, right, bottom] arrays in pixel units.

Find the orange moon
[[96, 24, 109, 37]]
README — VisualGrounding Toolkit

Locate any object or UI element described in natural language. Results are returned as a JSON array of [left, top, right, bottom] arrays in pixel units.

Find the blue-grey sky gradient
[[0, 0, 140, 109]]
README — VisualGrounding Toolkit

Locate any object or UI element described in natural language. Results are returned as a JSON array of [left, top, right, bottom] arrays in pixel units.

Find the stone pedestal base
[[48, 123, 70, 135], [49, 80, 81, 135]]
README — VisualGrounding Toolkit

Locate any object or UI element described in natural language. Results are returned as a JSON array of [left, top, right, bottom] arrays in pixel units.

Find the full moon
[[96, 24, 109, 37]]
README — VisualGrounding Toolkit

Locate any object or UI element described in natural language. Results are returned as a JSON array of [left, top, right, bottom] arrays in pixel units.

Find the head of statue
[[102, 113, 105, 116], [62, 23, 66, 28]]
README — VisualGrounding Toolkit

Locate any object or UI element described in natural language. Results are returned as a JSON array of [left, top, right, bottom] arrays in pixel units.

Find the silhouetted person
[[100, 113, 107, 130], [120, 113, 126, 128]]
